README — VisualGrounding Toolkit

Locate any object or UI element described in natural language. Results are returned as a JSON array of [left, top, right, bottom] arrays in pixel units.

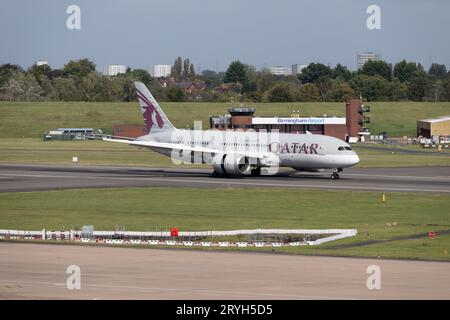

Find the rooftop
[[419, 116, 450, 123]]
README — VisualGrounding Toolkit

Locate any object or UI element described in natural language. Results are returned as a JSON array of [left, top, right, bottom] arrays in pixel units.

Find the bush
[[267, 83, 293, 102]]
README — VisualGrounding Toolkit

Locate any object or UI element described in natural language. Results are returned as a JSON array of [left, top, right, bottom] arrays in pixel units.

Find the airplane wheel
[[251, 167, 261, 176], [331, 173, 340, 180], [211, 170, 222, 178]]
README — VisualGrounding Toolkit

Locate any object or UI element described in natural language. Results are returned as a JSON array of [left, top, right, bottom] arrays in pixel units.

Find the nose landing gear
[[331, 168, 343, 180]]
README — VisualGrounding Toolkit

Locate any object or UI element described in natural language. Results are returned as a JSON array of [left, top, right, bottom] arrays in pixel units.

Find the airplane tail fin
[[134, 82, 175, 135]]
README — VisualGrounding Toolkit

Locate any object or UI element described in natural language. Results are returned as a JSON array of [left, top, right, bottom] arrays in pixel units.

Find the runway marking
[[0, 172, 449, 193], [0, 279, 358, 300], [344, 173, 450, 181]]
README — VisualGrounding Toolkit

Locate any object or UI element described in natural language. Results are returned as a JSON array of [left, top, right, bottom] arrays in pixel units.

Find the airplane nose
[[351, 154, 360, 165]]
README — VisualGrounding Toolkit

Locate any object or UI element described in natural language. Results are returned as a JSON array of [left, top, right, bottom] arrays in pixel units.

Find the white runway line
[[0, 172, 449, 193], [344, 173, 450, 181], [0, 279, 356, 300]]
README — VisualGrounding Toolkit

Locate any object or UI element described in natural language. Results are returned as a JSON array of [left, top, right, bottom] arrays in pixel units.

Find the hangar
[[417, 116, 450, 138], [210, 98, 370, 141]]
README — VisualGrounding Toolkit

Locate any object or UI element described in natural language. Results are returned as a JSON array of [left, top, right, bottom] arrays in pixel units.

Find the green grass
[[1, 101, 450, 138], [0, 187, 449, 261], [0, 138, 180, 167], [1, 138, 448, 168], [352, 144, 450, 167]]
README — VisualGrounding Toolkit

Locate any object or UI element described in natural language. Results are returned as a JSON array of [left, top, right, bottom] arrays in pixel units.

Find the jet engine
[[212, 154, 251, 176]]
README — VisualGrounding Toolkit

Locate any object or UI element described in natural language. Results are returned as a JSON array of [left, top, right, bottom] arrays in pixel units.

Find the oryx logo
[[136, 89, 164, 133]]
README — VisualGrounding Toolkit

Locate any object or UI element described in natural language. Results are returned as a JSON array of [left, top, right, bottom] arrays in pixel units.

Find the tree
[[242, 64, 257, 93], [388, 77, 409, 101], [51, 76, 81, 101], [255, 71, 276, 91], [117, 77, 137, 102], [326, 80, 356, 102], [63, 59, 96, 77], [183, 58, 191, 79], [267, 83, 293, 102], [224, 60, 249, 86], [298, 63, 332, 83], [78, 72, 105, 101], [244, 91, 263, 102], [167, 87, 185, 102], [333, 63, 352, 81], [295, 83, 320, 101], [318, 76, 333, 101], [188, 62, 195, 79], [200, 69, 223, 88], [428, 63, 447, 79], [128, 69, 152, 86], [442, 79, 450, 101], [408, 70, 428, 101], [360, 60, 392, 81], [0, 72, 42, 101], [171, 57, 183, 79], [28, 64, 52, 83], [0, 64, 23, 86], [37, 75, 56, 100], [429, 79, 445, 102], [393, 60, 418, 82], [350, 74, 390, 101]]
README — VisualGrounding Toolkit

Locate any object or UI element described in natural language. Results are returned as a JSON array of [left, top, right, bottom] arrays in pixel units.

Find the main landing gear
[[250, 167, 261, 176], [331, 168, 343, 180]]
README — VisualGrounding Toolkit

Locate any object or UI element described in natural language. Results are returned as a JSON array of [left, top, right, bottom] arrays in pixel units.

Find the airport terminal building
[[112, 99, 370, 142], [210, 99, 370, 142]]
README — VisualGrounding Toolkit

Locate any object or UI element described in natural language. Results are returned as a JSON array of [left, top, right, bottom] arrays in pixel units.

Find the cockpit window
[[345, 147, 352, 151], [338, 146, 345, 151]]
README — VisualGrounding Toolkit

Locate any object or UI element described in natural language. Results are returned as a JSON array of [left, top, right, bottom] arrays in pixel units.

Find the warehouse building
[[210, 99, 370, 142], [417, 116, 450, 138]]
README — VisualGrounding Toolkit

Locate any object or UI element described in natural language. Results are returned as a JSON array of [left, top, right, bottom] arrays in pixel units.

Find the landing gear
[[331, 172, 340, 180], [331, 168, 343, 180], [250, 167, 261, 176], [212, 170, 223, 178]]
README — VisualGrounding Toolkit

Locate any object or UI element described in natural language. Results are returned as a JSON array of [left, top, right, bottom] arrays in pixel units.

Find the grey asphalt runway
[[0, 163, 449, 193], [0, 243, 449, 299]]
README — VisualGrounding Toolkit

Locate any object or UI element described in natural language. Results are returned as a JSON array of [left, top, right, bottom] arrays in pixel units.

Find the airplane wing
[[103, 137, 268, 159]]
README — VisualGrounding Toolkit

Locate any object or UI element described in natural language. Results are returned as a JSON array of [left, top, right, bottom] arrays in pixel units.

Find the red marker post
[[170, 227, 179, 237], [428, 231, 436, 239]]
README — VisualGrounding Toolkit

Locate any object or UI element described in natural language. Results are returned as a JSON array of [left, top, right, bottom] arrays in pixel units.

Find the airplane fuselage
[[138, 128, 360, 171]]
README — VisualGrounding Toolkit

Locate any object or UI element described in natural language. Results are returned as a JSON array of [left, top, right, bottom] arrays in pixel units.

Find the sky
[[1, 0, 449, 72]]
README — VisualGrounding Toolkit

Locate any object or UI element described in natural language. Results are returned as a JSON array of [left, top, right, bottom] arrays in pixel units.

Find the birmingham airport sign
[[252, 117, 346, 125]]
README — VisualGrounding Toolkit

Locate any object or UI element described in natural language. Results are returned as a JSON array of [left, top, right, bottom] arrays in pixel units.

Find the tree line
[[0, 57, 449, 103]]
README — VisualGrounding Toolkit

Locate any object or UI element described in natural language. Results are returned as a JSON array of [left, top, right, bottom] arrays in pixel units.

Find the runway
[[0, 243, 449, 299], [0, 163, 449, 193]]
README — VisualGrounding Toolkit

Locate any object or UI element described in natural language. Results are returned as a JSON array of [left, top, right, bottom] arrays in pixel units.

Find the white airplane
[[103, 82, 359, 179]]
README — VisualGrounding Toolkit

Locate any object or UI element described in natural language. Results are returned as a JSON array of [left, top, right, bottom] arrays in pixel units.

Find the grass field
[[1, 100, 449, 262], [1, 100, 450, 138], [0, 138, 448, 168], [0, 187, 448, 261]]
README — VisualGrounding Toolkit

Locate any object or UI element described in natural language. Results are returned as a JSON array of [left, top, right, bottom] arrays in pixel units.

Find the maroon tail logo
[[137, 89, 164, 133]]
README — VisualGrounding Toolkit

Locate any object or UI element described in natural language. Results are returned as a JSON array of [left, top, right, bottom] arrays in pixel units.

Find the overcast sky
[[1, 0, 449, 72]]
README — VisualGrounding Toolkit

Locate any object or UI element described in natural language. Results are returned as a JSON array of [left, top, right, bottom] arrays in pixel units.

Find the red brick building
[[210, 99, 370, 142], [113, 125, 147, 138]]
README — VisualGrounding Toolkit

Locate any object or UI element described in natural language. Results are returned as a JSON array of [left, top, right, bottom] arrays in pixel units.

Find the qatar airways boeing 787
[[103, 82, 359, 179]]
